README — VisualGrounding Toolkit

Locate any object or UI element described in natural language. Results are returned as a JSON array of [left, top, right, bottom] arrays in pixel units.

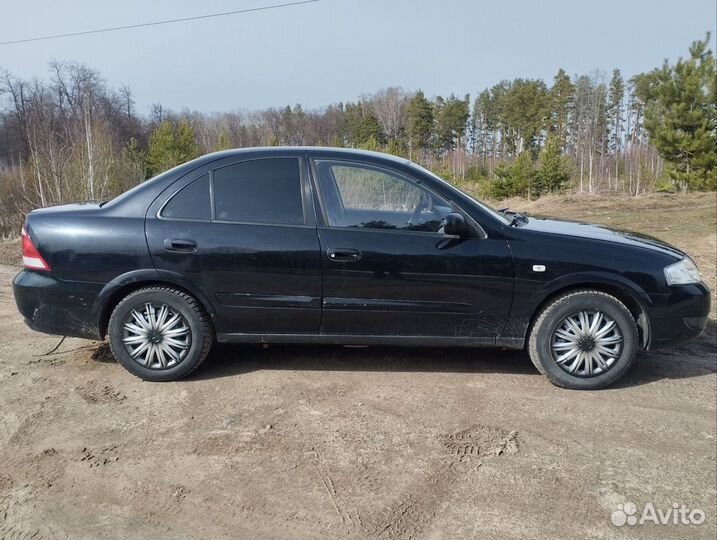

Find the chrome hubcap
[[122, 303, 191, 369], [551, 309, 623, 377]]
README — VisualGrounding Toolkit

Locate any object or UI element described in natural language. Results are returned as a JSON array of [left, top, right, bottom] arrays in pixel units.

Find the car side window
[[314, 160, 452, 232], [161, 174, 211, 220], [213, 158, 304, 225]]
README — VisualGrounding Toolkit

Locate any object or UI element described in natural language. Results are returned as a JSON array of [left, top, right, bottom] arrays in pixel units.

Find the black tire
[[108, 286, 213, 381], [528, 290, 638, 390]]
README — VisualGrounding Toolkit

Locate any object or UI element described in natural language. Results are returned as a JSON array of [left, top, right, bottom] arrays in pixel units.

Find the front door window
[[313, 160, 452, 233]]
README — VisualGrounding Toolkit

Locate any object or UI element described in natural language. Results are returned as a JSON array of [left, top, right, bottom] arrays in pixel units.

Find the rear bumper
[[647, 282, 711, 349], [13, 270, 103, 340]]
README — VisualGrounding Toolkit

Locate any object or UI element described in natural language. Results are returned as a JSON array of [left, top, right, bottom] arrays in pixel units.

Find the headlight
[[664, 257, 702, 285]]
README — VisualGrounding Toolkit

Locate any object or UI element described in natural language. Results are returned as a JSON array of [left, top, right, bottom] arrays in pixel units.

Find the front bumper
[[13, 270, 104, 340], [647, 282, 711, 349]]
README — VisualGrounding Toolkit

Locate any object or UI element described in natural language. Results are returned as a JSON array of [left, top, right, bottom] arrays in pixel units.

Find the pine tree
[[606, 69, 625, 187], [292, 103, 306, 145], [360, 135, 380, 152], [347, 103, 384, 147], [549, 69, 575, 150], [472, 90, 494, 169], [216, 130, 232, 150], [493, 151, 535, 198], [500, 79, 550, 157], [406, 90, 434, 155], [175, 122, 199, 161], [489, 81, 511, 159], [357, 111, 384, 146], [123, 137, 147, 179], [636, 34, 716, 190], [434, 94, 469, 154], [607, 69, 625, 155], [385, 137, 402, 157], [536, 135, 571, 194], [514, 151, 536, 198], [592, 81, 609, 163], [146, 121, 200, 177], [146, 122, 174, 177], [280, 105, 294, 145]]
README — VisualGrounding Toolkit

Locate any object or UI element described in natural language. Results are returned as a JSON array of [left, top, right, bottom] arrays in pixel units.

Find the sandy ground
[[0, 193, 716, 539]]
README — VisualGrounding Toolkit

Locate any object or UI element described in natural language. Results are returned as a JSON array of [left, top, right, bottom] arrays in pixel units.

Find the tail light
[[21, 226, 51, 271]]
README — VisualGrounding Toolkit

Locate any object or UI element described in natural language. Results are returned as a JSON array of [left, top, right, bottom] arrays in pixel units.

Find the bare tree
[[368, 87, 408, 142]]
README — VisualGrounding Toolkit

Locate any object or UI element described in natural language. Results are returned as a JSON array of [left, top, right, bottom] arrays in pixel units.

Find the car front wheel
[[108, 286, 213, 381], [528, 290, 638, 389]]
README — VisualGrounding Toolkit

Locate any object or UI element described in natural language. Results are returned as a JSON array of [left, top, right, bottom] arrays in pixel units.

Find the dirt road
[[0, 261, 715, 539], [1, 193, 716, 539]]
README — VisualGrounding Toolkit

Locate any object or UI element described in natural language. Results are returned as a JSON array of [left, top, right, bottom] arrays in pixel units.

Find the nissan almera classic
[[13, 148, 710, 389]]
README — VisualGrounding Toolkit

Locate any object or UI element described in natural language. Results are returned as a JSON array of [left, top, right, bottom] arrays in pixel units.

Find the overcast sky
[[1, 0, 715, 114]]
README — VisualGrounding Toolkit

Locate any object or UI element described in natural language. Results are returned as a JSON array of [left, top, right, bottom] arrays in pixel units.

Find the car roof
[[104, 145, 505, 235], [197, 146, 413, 166], [103, 147, 413, 215]]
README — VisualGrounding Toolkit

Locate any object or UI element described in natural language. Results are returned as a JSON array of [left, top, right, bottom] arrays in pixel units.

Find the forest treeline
[[0, 34, 714, 236]]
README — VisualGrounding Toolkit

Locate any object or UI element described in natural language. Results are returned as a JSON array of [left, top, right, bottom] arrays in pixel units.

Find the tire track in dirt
[[0, 448, 65, 498], [0, 449, 65, 540], [368, 425, 519, 540], [0, 524, 52, 540], [119, 482, 190, 526], [0, 413, 20, 449], [26, 357, 66, 368], [301, 424, 519, 539], [5, 410, 45, 448], [184, 420, 521, 539], [74, 380, 126, 405], [308, 450, 363, 533]]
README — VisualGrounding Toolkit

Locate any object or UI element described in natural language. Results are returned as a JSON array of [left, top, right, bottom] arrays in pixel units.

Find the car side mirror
[[443, 212, 470, 236]]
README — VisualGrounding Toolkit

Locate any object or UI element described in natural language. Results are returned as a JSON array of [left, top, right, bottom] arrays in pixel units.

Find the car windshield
[[407, 162, 512, 224]]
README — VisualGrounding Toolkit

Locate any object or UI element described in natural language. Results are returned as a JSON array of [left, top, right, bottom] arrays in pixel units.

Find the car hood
[[521, 216, 685, 259]]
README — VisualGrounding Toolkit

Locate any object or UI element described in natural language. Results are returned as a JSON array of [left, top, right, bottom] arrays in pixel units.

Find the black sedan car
[[13, 147, 710, 389]]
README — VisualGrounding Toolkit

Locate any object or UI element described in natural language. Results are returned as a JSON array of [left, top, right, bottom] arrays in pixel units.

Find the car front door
[[310, 157, 513, 340], [145, 155, 322, 338]]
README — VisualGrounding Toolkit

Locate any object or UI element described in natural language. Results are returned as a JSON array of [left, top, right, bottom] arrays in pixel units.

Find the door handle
[[327, 247, 362, 262], [164, 238, 198, 252]]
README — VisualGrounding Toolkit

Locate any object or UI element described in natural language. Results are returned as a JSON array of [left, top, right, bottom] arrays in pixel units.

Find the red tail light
[[21, 226, 51, 271]]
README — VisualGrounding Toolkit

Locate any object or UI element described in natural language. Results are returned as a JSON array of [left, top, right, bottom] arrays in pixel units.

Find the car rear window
[[213, 158, 303, 225], [161, 174, 210, 220]]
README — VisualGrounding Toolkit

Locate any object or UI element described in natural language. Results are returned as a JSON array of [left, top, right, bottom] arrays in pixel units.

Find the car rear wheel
[[108, 286, 213, 381], [528, 290, 638, 389]]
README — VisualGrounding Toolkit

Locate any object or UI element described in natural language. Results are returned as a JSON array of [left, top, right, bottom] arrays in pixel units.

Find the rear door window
[[213, 158, 304, 225], [161, 174, 210, 220]]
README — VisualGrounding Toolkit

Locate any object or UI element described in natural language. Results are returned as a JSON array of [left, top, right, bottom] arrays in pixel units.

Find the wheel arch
[[526, 278, 651, 349], [93, 269, 217, 339]]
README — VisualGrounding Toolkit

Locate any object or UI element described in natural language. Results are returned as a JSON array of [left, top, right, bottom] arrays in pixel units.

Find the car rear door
[[309, 156, 513, 340], [145, 154, 322, 338]]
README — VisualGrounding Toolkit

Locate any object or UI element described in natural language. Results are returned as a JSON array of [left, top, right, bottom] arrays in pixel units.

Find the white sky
[[0, 0, 715, 114]]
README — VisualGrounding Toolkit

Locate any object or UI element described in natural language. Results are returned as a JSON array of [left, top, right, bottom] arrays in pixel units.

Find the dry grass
[[0, 237, 20, 268]]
